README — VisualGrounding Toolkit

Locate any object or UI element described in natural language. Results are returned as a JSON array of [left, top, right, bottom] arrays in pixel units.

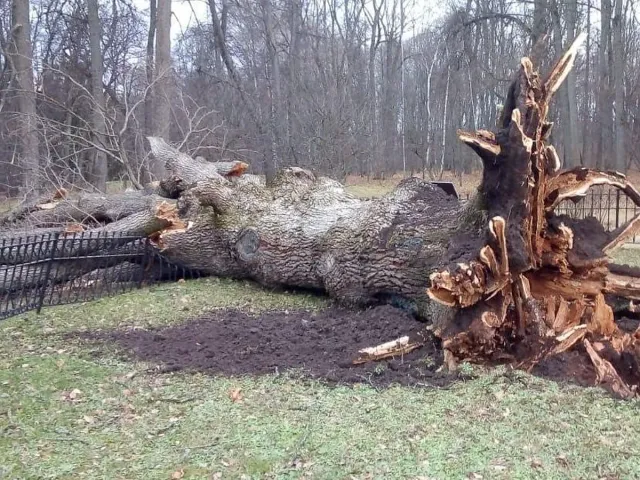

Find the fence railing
[[0, 231, 200, 321], [553, 188, 638, 237], [461, 187, 640, 243]]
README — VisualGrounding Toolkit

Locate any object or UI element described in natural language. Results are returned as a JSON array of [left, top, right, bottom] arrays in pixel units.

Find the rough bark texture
[[4, 39, 640, 398], [427, 35, 640, 398], [87, 0, 108, 192], [151, 0, 171, 180], [11, 0, 40, 196]]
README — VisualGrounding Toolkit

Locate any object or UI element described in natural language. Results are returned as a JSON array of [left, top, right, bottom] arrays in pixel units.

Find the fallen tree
[[2, 35, 640, 397]]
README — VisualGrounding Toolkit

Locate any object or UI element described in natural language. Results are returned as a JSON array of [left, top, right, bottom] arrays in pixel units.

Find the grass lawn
[[2, 273, 640, 480]]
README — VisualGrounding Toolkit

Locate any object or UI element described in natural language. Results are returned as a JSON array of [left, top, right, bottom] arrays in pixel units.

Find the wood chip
[[584, 339, 635, 399]]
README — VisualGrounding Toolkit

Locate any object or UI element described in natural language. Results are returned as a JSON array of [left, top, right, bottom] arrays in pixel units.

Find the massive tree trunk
[[4, 39, 640, 397]]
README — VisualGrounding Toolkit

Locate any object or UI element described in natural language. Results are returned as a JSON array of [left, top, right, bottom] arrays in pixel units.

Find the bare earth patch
[[82, 303, 640, 395], [88, 305, 453, 388]]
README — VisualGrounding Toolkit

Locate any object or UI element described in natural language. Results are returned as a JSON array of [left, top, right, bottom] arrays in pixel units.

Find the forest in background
[[0, 0, 638, 197]]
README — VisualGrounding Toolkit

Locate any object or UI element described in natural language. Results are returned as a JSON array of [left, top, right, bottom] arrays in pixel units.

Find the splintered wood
[[353, 336, 423, 364], [424, 33, 640, 398]]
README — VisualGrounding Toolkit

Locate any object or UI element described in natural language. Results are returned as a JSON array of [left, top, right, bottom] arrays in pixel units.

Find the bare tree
[[152, 0, 171, 179], [10, 0, 40, 196], [613, 0, 625, 172], [145, 0, 156, 138], [87, 0, 108, 191], [598, 0, 613, 169], [565, 0, 579, 167]]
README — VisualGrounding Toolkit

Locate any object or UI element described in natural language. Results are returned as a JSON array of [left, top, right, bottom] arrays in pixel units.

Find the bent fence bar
[[554, 187, 638, 235], [0, 231, 200, 321]]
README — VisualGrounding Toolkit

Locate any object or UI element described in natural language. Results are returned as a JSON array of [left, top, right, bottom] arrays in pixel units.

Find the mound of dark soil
[[82, 304, 640, 393], [97, 305, 455, 388]]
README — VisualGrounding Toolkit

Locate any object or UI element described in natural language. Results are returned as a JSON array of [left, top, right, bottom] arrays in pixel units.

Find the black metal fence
[[0, 231, 200, 320], [461, 186, 640, 242], [553, 187, 638, 238]]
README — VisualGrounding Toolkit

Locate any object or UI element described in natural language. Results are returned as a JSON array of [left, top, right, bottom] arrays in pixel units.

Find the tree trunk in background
[[145, 0, 156, 138], [367, 0, 381, 177], [207, 0, 273, 181], [551, 1, 568, 165], [11, 0, 40, 197], [565, 0, 579, 167], [152, 0, 171, 180], [142, 0, 158, 184], [530, 0, 547, 65], [598, 0, 613, 170], [87, 0, 108, 192], [613, 0, 625, 172], [262, 0, 279, 183], [583, 0, 591, 166]]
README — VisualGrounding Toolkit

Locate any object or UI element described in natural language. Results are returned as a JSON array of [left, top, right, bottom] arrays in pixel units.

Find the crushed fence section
[[461, 186, 640, 243], [554, 187, 640, 241], [0, 231, 200, 320]]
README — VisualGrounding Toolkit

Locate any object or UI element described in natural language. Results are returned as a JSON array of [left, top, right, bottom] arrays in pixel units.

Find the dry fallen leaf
[[83, 415, 95, 424], [171, 469, 184, 479], [36, 202, 58, 210], [69, 388, 82, 400], [229, 388, 243, 403], [63, 223, 84, 234]]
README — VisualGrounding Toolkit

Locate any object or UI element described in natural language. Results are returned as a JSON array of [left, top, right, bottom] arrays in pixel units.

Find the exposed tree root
[[421, 34, 640, 398]]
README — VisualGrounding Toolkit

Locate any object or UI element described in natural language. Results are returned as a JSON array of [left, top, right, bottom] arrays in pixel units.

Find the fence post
[[36, 232, 60, 314], [615, 189, 621, 230], [138, 237, 149, 289]]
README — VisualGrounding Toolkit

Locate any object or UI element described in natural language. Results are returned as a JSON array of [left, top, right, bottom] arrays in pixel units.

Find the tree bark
[[262, 0, 280, 182], [565, 0, 580, 167], [10, 0, 40, 196], [145, 0, 156, 139], [612, 0, 625, 172], [598, 0, 613, 169], [152, 0, 171, 180], [87, 0, 108, 192]]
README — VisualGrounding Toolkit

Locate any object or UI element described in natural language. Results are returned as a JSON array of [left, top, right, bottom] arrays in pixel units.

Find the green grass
[[2, 277, 640, 479], [0, 198, 18, 214], [612, 244, 640, 267]]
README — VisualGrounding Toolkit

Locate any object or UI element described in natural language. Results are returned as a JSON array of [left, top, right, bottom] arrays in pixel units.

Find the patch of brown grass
[[345, 170, 482, 199]]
